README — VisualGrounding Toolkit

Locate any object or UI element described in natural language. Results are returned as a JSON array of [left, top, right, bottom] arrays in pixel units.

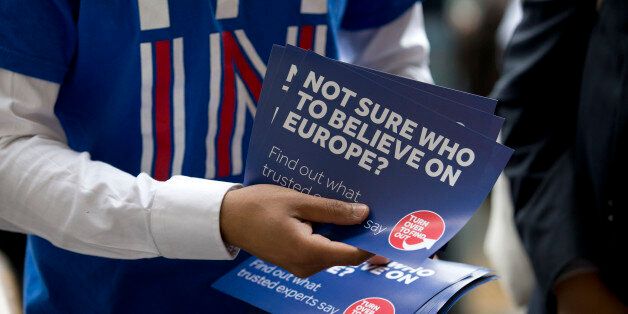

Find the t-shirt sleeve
[[0, 0, 78, 83], [340, 0, 419, 31]]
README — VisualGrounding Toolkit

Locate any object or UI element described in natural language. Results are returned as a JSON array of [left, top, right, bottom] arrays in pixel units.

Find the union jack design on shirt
[[137, 0, 329, 182]]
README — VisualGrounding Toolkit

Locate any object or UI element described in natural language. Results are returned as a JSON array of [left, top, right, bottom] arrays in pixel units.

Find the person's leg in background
[[0, 232, 26, 278], [0, 231, 25, 313]]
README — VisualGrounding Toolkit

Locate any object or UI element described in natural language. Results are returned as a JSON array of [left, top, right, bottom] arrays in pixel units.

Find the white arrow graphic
[[402, 238, 437, 251]]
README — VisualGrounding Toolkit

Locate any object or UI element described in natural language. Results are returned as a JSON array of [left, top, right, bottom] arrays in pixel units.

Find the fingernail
[[351, 203, 369, 219]]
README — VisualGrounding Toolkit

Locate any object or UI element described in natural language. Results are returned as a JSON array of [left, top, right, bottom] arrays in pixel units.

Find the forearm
[[0, 68, 238, 260], [491, 0, 597, 298]]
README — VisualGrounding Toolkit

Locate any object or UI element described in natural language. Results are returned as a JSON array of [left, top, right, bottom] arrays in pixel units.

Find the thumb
[[295, 197, 369, 225]]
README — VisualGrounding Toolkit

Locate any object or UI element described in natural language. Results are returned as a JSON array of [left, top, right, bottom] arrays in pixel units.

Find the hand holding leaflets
[[214, 45, 513, 313], [221, 184, 373, 278], [245, 45, 511, 263]]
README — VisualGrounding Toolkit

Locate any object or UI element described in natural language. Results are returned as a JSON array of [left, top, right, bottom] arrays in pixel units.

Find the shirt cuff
[[554, 259, 598, 286], [149, 175, 242, 260]]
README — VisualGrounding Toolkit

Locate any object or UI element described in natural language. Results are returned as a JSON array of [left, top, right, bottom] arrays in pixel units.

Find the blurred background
[[422, 0, 525, 312], [0, 0, 525, 312]]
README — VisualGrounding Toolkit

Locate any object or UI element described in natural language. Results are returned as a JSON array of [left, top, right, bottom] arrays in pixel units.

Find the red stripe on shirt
[[217, 32, 237, 177], [153, 40, 173, 181], [230, 37, 262, 101], [299, 25, 314, 51]]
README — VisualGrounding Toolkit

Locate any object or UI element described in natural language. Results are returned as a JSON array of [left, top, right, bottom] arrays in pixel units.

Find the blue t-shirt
[[0, 0, 416, 312]]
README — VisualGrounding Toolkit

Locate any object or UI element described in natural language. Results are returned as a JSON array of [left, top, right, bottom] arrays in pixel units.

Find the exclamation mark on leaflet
[[282, 64, 298, 91]]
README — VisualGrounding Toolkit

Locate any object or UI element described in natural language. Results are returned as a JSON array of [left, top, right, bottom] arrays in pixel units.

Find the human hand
[[555, 272, 626, 314], [368, 255, 390, 265], [220, 184, 373, 277], [367, 254, 437, 266]]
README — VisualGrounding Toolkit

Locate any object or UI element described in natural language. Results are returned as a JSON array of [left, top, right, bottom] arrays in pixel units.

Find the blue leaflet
[[244, 45, 512, 265], [222, 45, 513, 313], [213, 257, 493, 314]]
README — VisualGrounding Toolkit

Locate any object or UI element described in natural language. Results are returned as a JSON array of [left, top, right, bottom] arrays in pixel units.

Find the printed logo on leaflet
[[388, 210, 445, 251], [343, 297, 395, 314]]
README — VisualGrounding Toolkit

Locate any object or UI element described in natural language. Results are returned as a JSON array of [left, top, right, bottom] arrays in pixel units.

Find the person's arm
[[0, 68, 239, 260], [0, 67, 373, 276], [490, 0, 616, 310]]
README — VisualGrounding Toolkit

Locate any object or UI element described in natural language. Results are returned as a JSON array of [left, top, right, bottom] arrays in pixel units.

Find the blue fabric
[[341, 0, 418, 30], [0, 0, 417, 313], [0, 0, 78, 82]]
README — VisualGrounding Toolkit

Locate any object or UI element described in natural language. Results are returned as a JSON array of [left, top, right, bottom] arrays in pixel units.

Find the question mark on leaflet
[[374, 157, 389, 175], [282, 64, 298, 91], [338, 267, 355, 277]]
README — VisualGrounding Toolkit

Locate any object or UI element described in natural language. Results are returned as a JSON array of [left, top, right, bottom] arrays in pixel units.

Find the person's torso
[[27, 1, 348, 312], [576, 0, 627, 301]]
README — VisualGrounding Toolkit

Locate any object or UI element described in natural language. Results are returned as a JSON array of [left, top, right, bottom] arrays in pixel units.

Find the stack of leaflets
[[213, 257, 495, 314], [212, 45, 513, 313], [214, 257, 495, 313]]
